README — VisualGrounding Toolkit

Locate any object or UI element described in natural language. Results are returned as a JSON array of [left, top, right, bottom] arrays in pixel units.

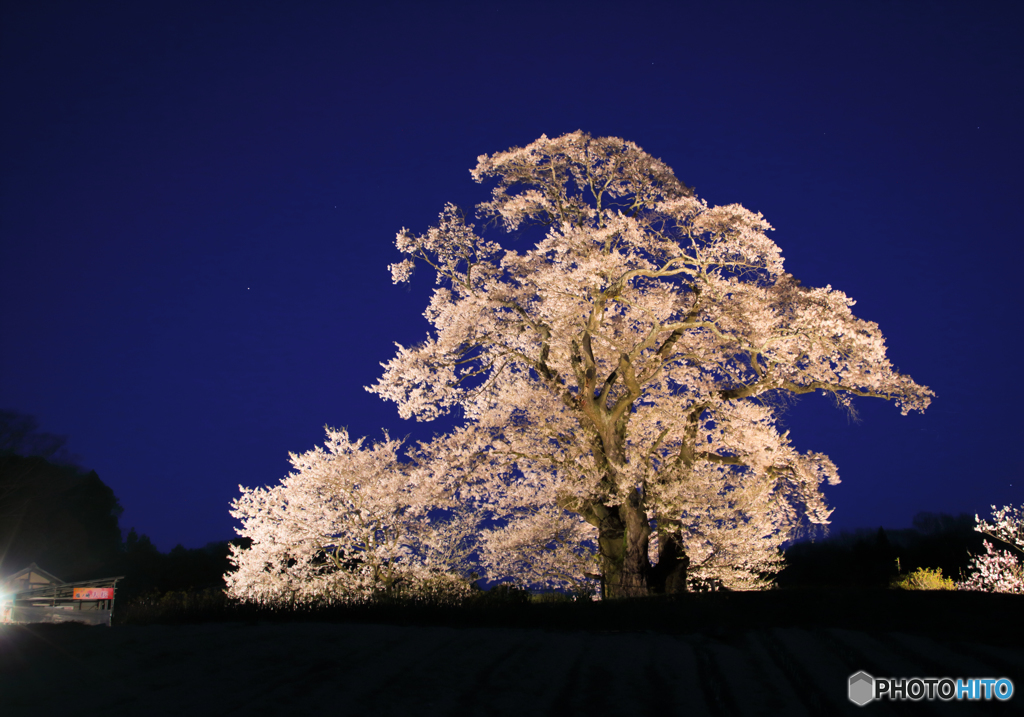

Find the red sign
[[73, 587, 114, 600]]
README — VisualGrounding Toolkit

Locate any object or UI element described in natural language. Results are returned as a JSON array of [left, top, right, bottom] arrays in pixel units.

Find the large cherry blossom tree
[[367, 131, 932, 597]]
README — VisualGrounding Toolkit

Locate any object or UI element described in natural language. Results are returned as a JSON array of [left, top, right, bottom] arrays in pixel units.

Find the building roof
[[1, 563, 64, 592]]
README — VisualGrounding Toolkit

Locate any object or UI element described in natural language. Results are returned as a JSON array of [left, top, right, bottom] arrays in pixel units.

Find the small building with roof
[[1, 563, 64, 594], [1, 563, 123, 626]]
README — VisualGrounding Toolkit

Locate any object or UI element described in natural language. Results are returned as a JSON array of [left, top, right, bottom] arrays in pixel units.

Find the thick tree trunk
[[594, 500, 691, 598], [649, 529, 689, 595], [597, 491, 651, 599], [596, 510, 624, 599], [619, 491, 651, 597]]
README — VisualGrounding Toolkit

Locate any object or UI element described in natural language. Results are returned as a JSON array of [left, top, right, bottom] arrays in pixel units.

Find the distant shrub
[[373, 572, 476, 606], [115, 587, 229, 624], [891, 567, 955, 591], [689, 576, 731, 592], [469, 582, 531, 606], [530, 591, 575, 604], [527, 581, 598, 603]]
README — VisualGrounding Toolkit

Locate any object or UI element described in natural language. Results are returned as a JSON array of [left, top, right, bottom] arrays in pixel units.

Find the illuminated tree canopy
[[230, 132, 932, 600]]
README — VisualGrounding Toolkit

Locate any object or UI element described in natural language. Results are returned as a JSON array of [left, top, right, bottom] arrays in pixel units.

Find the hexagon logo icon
[[849, 671, 874, 706]]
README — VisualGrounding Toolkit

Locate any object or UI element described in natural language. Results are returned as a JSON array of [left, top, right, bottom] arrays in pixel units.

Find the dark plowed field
[[3, 590, 1020, 715]]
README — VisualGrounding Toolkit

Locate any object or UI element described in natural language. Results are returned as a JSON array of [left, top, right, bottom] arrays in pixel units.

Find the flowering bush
[[892, 567, 955, 591], [957, 504, 1024, 594]]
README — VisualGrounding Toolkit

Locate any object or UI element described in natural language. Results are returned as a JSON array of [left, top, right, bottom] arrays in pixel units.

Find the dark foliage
[[0, 453, 123, 581], [0, 409, 82, 466], [111, 531, 248, 605], [0, 411, 244, 599], [778, 512, 986, 588]]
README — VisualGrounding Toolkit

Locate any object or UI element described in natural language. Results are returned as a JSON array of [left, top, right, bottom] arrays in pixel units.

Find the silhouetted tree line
[[0, 451, 243, 595], [777, 513, 987, 588], [0, 452, 123, 581], [117, 527, 247, 599], [0, 411, 241, 597], [0, 410, 83, 466]]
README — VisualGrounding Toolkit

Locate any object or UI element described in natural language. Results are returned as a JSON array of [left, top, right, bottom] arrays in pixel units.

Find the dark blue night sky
[[2, 0, 1022, 551]]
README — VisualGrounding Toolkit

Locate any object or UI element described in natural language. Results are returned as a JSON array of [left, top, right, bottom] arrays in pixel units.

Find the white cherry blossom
[[228, 133, 934, 601], [363, 132, 932, 596], [958, 504, 1024, 593]]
